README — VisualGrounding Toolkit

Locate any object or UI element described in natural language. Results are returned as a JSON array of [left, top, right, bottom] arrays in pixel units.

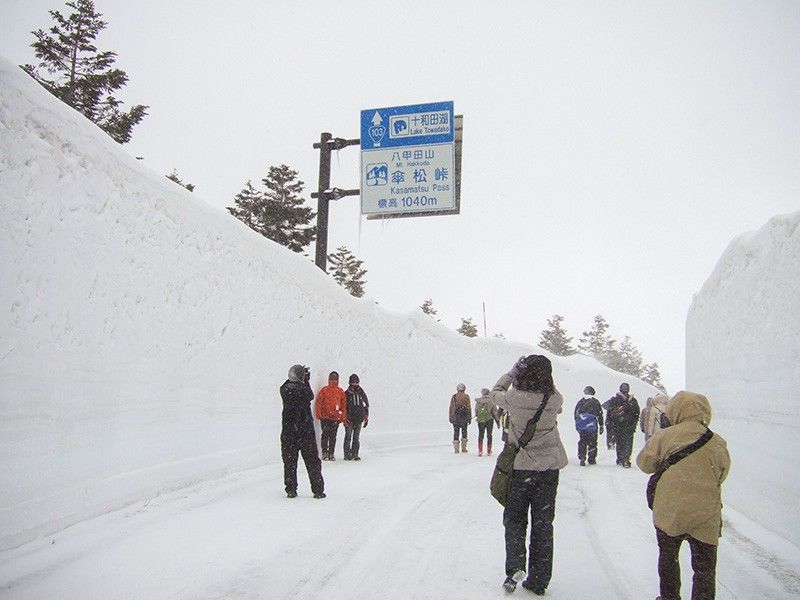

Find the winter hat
[[619, 382, 630, 393], [349, 374, 360, 385], [329, 371, 339, 381], [288, 364, 305, 382], [481, 388, 490, 396], [456, 383, 466, 392], [583, 386, 596, 396]]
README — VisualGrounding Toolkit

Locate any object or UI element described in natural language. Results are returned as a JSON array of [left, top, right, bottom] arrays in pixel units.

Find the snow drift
[[0, 56, 652, 551], [687, 210, 800, 544]]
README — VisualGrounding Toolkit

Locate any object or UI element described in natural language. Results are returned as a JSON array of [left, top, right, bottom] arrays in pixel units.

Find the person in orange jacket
[[315, 371, 347, 460]]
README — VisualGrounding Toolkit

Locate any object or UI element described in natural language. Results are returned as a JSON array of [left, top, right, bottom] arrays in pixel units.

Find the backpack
[[476, 403, 491, 423], [575, 412, 598, 433]]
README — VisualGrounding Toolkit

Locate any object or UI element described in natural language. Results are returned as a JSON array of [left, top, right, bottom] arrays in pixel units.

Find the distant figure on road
[[475, 387, 499, 456], [280, 364, 325, 499], [343, 373, 369, 461], [637, 391, 730, 600], [449, 383, 472, 453], [604, 383, 640, 468], [491, 355, 568, 595], [573, 385, 604, 466], [640, 393, 670, 441], [315, 371, 347, 461]]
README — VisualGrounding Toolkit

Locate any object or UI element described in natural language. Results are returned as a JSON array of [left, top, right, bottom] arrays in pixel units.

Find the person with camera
[[492, 355, 568, 595], [279, 365, 325, 499]]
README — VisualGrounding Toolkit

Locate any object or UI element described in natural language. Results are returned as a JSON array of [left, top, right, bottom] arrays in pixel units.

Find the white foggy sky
[[2, 0, 799, 393]]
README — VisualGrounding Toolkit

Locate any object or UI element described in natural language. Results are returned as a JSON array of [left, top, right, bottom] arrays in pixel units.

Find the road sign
[[360, 101, 456, 216]]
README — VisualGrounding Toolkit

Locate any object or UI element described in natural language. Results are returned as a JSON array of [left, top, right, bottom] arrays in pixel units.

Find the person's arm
[[635, 435, 662, 473]]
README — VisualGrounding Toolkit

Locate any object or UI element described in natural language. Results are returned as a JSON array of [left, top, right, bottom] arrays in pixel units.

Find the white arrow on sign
[[371, 111, 382, 126]]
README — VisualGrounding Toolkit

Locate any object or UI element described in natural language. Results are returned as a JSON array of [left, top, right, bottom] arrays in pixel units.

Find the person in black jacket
[[604, 382, 640, 468], [280, 364, 325, 498], [343, 373, 370, 461], [573, 385, 604, 466]]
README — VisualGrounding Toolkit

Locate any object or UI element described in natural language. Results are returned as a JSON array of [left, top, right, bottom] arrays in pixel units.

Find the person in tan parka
[[636, 391, 730, 600], [640, 393, 670, 441]]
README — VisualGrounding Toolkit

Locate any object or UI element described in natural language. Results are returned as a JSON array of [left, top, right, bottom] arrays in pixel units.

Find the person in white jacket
[[492, 355, 568, 595]]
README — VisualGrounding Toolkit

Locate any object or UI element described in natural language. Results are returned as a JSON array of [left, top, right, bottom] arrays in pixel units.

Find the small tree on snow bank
[[457, 317, 478, 338], [327, 246, 367, 298]]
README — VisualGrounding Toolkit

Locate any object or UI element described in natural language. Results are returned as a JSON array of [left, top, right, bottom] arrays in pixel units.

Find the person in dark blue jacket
[[280, 364, 325, 498], [343, 373, 370, 460], [573, 385, 604, 466]]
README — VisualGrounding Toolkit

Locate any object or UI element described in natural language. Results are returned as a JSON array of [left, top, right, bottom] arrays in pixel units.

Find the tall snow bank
[[686, 210, 800, 543], [0, 56, 654, 551]]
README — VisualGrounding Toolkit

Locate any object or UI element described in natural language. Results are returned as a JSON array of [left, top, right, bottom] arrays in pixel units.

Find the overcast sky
[[2, 0, 798, 393]]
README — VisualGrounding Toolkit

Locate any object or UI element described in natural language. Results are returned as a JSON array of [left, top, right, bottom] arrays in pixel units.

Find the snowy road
[[1, 440, 797, 599]]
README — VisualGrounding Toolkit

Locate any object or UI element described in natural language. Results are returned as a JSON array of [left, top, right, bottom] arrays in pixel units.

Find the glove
[[302, 366, 311, 383], [363, 417, 368, 428]]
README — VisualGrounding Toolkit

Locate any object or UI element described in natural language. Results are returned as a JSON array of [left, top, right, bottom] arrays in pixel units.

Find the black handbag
[[490, 393, 550, 506], [646, 428, 713, 509]]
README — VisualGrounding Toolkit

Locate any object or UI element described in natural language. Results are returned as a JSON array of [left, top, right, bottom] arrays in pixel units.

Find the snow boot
[[487, 440, 493, 455], [313, 492, 326, 499], [286, 490, 297, 498], [521, 579, 546, 595], [461, 438, 468, 453], [580, 459, 586, 466], [478, 440, 484, 456], [453, 440, 460, 454], [503, 570, 526, 593]]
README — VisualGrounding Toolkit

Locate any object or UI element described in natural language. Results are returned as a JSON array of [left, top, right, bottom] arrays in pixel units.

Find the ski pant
[[477, 420, 494, 445], [452, 422, 468, 441], [605, 420, 616, 448], [281, 428, 324, 495], [615, 424, 635, 464], [343, 420, 363, 459], [503, 469, 559, 590], [577, 430, 598, 463], [320, 419, 340, 456], [656, 528, 718, 600]]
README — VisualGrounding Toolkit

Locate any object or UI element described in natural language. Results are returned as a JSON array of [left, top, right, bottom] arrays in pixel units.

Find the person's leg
[[587, 431, 598, 464], [578, 431, 587, 463], [688, 536, 718, 600], [656, 528, 683, 600], [281, 436, 299, 495], [329, 422, 340, 459], [525, 470, 559, 592], [351, 420, 363, 459], [621, 427, 634, 465], [320, 420, 331, 457], [300, 428, 324, 496], [478, 422, 486, 455], [486, 420, 494, 455], [503, 471, 531, 577], [343, 423, 353, 459], [460, 423, 468, 452]]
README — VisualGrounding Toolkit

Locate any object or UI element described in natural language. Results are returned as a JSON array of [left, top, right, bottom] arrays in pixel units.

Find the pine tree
[[457, 317, 478, 338], [227, 165, 316, 253], [420, 298, 439, 320], [327, 246, 367, 298], [22, 0, 148, 143], [166, 169, 195, 192], [617, 336, 644, 377], [642, 362, 667, 393], [538, 314, 576, 356], [579, 315, 615, 359]]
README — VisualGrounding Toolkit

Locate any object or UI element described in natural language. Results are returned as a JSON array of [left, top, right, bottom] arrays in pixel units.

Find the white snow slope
[[687, 210, 800, 546], [1, 56, 798, 598]]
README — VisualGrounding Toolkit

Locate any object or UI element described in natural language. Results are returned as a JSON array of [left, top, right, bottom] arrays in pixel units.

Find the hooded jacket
[[640, 394, 669, 439], [490, 374, 568, 471], [315, 378, 347, 422], [636, 391, 731, 545]]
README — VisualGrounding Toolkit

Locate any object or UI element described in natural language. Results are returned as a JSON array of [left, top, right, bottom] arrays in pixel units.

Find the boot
[[478, 440, 483, 456], [487, 440, 493, 456], [453, 440, 460, 454], [461, 438, 468, 453]]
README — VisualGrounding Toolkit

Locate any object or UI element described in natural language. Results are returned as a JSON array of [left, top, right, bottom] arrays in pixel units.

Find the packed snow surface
[[1, 56, 798, 598]]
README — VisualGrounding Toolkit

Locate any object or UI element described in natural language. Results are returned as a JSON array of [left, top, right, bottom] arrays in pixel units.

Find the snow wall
[[686, 210, 800, 543], [0, 56, 656, 551]]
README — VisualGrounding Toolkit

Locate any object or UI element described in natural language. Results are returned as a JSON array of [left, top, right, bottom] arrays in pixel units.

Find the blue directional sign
[[360, 101, 455, 216]]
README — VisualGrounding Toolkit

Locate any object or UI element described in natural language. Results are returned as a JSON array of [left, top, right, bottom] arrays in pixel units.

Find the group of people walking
[[448, 385, 500, 455], [279, 366, 370, 500], [477, 355, 730, 599]]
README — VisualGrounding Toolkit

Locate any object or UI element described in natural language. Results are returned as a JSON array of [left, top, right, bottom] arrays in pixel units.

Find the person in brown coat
[[636, 391, 731, 600], [448, 383, 472, 453]]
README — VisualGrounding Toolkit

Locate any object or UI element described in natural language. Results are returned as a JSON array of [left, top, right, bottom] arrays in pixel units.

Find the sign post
[[360, 101, 457, 218]]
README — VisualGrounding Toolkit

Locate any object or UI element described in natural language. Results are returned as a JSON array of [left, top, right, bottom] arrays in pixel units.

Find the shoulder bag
[[646, 428, 713, 509], [490, 393, 550, 506]]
